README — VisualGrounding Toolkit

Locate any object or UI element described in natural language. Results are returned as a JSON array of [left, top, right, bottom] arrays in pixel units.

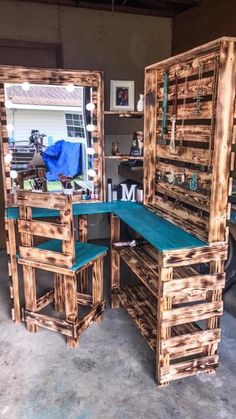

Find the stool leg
[[93, 258, 104, 324], [23, 265, 38, 333], [78, 215, 88, 293], [64, 274, 78, 348], [54, 273, 65, 312]]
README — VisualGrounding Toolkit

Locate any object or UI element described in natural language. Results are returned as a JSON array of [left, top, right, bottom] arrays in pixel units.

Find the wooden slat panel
[[156, 144, 211, 165], [162, 301, 223, 327], [18, 220, 71, 240], [157, 76, 214, 101], [76, 301, 105, 335], [162, 244, 228, 267], [157, 161, 211, 188], [0, 66, 100, 86], [155, 181, 210, 212], [163, 273, 225, 294], [157, 125, 211, 143], [160, 355, 219, 383], [19, 246, 73, 268], [157, 100, 213, 121], [17, 191, 67, 210], [24, 310, 73, 337], [36, 290, 54, 311], [161, 328, 221, 356]]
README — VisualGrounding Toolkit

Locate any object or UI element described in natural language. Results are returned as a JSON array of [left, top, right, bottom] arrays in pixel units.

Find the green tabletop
[[6, 201, 207, 252]]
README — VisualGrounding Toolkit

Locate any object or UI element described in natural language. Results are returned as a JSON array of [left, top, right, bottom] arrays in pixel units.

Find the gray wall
[[0, 0, 172, 241], [172, 0, 236, 55]]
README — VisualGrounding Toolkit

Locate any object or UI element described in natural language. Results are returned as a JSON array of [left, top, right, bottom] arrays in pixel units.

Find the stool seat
[[36, 239, 108, 272]]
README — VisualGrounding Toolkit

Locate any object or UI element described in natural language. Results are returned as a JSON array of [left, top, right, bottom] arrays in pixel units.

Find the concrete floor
[[1, 249, 236, 419]]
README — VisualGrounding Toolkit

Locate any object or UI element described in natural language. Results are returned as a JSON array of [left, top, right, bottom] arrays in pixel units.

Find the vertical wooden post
[[205, 259, 225, 360], [92, 258, 103, 324], [64, 274, 78, 348], [110, 213, 120, 308], [64, 275, 78, 348], [23, 265, 38, 333], [5, 219, 21, 323], [156, 255, 173, 386], [209, 40, 236, 242], [78, 215, 88, 293], [54, 273, 65, 312], [143, 69, 157, 206]]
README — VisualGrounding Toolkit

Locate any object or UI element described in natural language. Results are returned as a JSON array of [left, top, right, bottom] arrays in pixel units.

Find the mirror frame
[[0, 65, 104, 206]]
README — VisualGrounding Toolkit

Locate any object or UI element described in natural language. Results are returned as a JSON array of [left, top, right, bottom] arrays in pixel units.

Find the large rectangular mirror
[[0, 66, 104, 206]]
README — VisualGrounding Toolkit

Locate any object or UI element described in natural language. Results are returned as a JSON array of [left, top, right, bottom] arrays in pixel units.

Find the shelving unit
[[111, 37, 236, 386], [104, 110, 143, 118]]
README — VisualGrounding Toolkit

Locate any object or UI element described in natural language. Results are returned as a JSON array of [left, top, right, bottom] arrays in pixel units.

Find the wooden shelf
[[118, 165, 143, 183], [117, 245, 200, 300], [104, 111, 143, 118], [117, 285, 202, 353], [105, 155, 144, 160]]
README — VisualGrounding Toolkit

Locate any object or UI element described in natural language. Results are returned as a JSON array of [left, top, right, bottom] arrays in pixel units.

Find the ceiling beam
[[12, 0, 177, 17]]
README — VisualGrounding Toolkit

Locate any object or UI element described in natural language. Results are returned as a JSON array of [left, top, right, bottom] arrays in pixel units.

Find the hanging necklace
[[178, 64, 190, 151], [194, 61, 205, 114], [162, 71, 169, 139], [170, 71, 178, 153]]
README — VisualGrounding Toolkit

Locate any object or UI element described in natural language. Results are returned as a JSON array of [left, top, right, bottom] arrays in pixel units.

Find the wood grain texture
[[144, 69, 157, 205], [208, 41, 236, 242], [78, 215, 88, 293], [92, 258, 103, 323], [110, 214, 121, 308], [64, 274, 78, 348]]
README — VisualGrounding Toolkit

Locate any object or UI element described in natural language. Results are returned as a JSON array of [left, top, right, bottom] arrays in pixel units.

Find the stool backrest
[[17, 191, 75, 268]]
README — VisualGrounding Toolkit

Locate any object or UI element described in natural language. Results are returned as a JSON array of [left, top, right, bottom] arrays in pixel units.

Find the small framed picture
[[110, 80, 135, 111]]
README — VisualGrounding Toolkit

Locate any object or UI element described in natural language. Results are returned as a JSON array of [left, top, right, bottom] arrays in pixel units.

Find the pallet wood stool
[[17, 191, 108, 347]]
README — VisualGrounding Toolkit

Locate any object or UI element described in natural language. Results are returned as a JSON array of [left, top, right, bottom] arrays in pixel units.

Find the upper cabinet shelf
[[104, 111, 143, 118]]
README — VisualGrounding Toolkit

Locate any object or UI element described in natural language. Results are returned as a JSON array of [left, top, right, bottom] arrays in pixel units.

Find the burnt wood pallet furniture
[[17, 191, 108, 347], [110, 38, 236, 386]]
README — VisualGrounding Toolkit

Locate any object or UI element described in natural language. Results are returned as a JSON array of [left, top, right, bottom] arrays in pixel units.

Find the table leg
[[110, 213, 120, 308], [5, 218, 21, 323], [78, 215, 88, 293]]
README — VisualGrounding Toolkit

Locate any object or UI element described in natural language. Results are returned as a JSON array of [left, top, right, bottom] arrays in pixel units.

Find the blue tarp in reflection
[[42, 140, 85, 181]]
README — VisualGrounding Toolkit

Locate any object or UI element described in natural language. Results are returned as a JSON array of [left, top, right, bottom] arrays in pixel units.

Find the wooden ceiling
[[15, 0, 200, 17]]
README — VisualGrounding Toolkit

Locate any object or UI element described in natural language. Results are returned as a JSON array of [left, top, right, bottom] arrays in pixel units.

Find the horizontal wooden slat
[[156, 144, 211, 165], [36, 290, 54, 311], [162, 244, 228, 267], [157, 76, 214, 101], [17, 191, 69, 210], [157, 100, 213, 120], [163, 273, 225, 295], [155, 181, 210, 212], [19, 246, 73, 268], [77, 292, 93, 307], [157, 161, 211, 189], [157, 125, 212, 143], [162, 300, 223, 327], [24, 310, 73, 337], [18, 220, 71, 240], [76, 301, 105, 335], [160, 354, 219, 383], [161, 328, 221, 356]]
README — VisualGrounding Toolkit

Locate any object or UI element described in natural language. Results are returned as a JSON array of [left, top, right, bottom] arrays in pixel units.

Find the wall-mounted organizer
[[114, 37, 236, 385]]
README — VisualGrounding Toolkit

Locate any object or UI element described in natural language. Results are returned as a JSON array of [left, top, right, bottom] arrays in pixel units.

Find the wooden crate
[[144, 37, 236, 243], [113, 240, 226, 385]]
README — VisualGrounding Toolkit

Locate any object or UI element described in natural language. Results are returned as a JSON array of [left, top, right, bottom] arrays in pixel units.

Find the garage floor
[[1, 248, 236, 419]]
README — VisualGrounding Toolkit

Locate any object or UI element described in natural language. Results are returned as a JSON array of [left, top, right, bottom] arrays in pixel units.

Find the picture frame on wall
[[110, 80, 135, 111]]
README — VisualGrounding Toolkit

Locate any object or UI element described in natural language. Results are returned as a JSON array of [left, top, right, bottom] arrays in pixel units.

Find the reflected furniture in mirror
[[0, 66, 104, 205], [17, 191, 108, 348], [0, 65, 104, 323]]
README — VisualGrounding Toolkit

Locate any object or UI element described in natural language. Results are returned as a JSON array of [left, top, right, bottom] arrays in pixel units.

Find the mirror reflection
[[5, 82, 97, 196]]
